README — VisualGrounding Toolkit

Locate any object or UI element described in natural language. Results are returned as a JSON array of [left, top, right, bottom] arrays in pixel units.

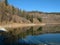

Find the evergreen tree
[[5, 0, 8, 6]]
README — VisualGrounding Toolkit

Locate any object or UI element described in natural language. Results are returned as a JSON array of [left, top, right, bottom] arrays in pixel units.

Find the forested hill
[[0, 0, 42, 25], [0, 0, 60, 25], [0, 0, 31, 25]]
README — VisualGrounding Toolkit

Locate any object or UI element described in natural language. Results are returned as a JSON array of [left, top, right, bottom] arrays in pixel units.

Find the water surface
[[18, 33, 60, 45], [0, 24, 60, 45]]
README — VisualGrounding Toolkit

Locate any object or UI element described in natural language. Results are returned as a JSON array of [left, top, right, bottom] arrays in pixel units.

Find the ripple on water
[[18, 34, 60, 45]]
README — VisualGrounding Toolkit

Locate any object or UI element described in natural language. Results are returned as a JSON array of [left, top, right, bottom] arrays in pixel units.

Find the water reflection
[[0, 24, 60, 45], [19, 33, 60, 45]]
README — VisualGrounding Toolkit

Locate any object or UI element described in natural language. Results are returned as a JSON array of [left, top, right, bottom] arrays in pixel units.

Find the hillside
[[0, 1, 31, 25], [0, 1, 42, 24], [0, 1, 60, 25], [27, 11, 60, 23]]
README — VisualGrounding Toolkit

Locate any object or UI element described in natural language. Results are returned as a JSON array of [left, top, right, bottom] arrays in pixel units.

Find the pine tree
[[0, 0, 8, 6], [5, 0, 8, 6]]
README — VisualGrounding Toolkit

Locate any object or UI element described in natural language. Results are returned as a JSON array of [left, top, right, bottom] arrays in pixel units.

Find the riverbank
[[0, 23, 46, 28]]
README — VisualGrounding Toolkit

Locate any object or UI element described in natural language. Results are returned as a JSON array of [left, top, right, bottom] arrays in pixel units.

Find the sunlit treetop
[[0, 0, 5, 2], [0, 0, 8, 6]]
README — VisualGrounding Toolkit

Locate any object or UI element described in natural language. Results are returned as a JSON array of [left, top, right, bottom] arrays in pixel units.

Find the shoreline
[[0, 23, 45, 28], [0, 23, 60, 28]]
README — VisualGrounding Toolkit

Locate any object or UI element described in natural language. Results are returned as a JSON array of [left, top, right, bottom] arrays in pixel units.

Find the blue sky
[[8, 0, 60, 12]]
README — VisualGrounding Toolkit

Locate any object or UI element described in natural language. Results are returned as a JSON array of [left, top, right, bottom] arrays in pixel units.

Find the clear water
[[18, 33, 60, 45], [0, 33, 60, 45], [0, 25, 60, 45]]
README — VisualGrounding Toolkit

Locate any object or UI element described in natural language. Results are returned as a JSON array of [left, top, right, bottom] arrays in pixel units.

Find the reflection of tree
[[37, 27, 42, 31], [1, 26, 43, 45], [0, 31, 18, 45], [26, 27, 33, 35]]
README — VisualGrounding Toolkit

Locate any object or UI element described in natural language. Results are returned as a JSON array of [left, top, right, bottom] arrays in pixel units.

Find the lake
[[18, 33, 60, 45], [0, 24, 60, 45]]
